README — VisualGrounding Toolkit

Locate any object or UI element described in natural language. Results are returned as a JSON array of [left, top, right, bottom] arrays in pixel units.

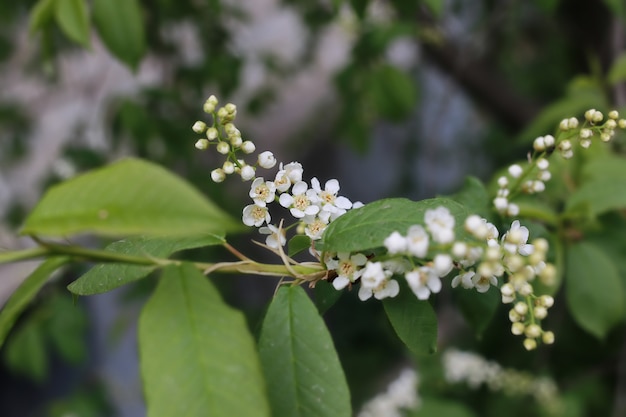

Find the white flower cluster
[[494, 108, 626, 216], [323, 207, 555, 348], [443, 349, 562, 413], [357, 368, 420, 417], [192, 95, 359, 249]]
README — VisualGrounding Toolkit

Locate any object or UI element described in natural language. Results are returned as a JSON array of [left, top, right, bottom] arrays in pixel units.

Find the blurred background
[[0, 0, 625, 416]]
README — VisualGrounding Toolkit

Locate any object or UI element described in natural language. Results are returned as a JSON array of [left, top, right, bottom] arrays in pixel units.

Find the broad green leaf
[[68, 234, 224, 295], [55, 0, 90, 47], [45, 294, 87, 364], [321, 198, 469, 253], [21, 158, 240, 238], [93, 0, 145, 69], [409, 397, 478, 417], [3, 318, 48, 382], [565, 241, 625, 339], [450, 176, 491, 219], [258, 286, 351, 417], [368, 64, 417, 121], [383, 283, 438, 355], [565, 178, 626, 215], [0, 257, 69, 347], [453, 285, 499, 336], [29, 0, 57, 35], [582, 154, 626, 182], [139, 263, 269, 417], [314, 279, 343, 314], [288, 235, 312, 257], [608, 53, 626, 84]]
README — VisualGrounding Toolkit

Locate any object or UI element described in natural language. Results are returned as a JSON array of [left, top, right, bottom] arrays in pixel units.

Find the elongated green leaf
[[566, 241, 625, 339], [383, 284, 438, 355], [258, 286, 351, 417], [68, 234, 224, 295], [55, 0, 90, 47], [566, 178, 626, 215], [139, 263, 269, 417], [453, 285, 499, 336], [321, 198, 469, 253], [314, 280, 343, 314], [22, 158, 240, 238], [29, 0, 57, 35], [0, 257, 69, 347], [93, 0, 145, 69]]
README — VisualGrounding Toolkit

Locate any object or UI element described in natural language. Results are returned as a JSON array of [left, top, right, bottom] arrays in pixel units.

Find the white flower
[[249, 177, 276, 207], [502, 220, 534, 255], [241, 141, 256, 154], [405, 266, 442, 300], [424, 207, 455, 244], [327, 252, 368, 290], [279, 181, 320, 218], [358, 262, 397, 301], [508, 164, 523, 178], [258, 151, 277, 169], [384, 231, 407, 255], [472, 272, 498, 293], [433, 254, 453, 277], [310, 177, 352, 215], [274, 162, 304, 193], [451, 271, 475, 289], [242, 204, 270, 227], [406, 225, 429, 257], [259, 224, 286, 249], [195, 139, 209, 150]]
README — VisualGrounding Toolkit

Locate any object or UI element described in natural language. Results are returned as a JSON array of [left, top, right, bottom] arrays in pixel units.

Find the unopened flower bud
[[606, 119, 617, 129], [539, 264, 557, 286], [592, 111, 603, 123], [542, 331, 555, 344], [241, 141, 256, 154], [507, 203, 520, 216], [536, 158, 549, 170], [508, 164, 523, 178], [540, 295, 554, 308], [514, 301, 529, 316], [534, 306, 548, 319], [509, 309, 521, 322], [568, 117, 579, 128], [534, 136, 546, 151], [224, 103, 237, 114], [230, 135, 243, 147], [523, 338, 537, 350], [452, 242, 468, 258], [558, 140, 571, 151], [543, 135, 555, 147], [192, 121, 207, 133], [258, 151, 277, 169], [501, 283, 515, 297], [216, 141, 230, 154], [609, 110, 619, 119], [195, 139, 209, 150], [211, 168, 225, 183], [600, 132, 612, 142], [525, 324, 542, 339], [585, 109, 596, 122], [512, 322, 525, 335], [559, 119, 569, 131], [240, 165, 256, 181], [619, 119, 626, 129], [222, 161, 235, 174], [494, 197, 508, 211], [206, 127, 218, 140]]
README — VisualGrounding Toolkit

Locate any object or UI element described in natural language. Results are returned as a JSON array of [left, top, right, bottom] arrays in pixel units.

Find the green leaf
[[3, 318, 48, 382], [383, 283, 438, 355], [93, 0, 145, 69], [422, 0, 445, 17], [0, 257, 69, 347], [565, 241, 625, 339], [68, 234, 224, 295], [21, 158, 240, 238], [449, 176, 491, 219], [320, 198, 469, 253], [565, 178, 626, 216], [608, 53, 626, 84], [368, 64, 417, 121], [258, 286, 351, 417], [139, 263, 269, 417], [288, 235, 312, 257], [314, 279, 343, 314], [29, 0, 57, 35], [45, 295, 88, 364], [55, 0, 90, 47], [453, 285, 500, 336]]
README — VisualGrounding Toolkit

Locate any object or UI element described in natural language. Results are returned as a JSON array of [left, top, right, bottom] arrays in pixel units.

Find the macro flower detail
[[259, 224, 286, 249], [249, 177, 276, 207], [327, 252, 368, 290], [279, 181, 320, 218], [424, 206, 455, 243], [242, 204, 270, 227], [405, 266, 442, 300], [358, 262, 398, 301]]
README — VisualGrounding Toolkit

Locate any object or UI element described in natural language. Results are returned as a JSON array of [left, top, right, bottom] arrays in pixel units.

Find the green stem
[[0, 242, 324, 280]]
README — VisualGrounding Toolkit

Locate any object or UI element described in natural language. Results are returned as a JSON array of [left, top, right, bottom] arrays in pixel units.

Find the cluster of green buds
[[192, 95, 276, 182]]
